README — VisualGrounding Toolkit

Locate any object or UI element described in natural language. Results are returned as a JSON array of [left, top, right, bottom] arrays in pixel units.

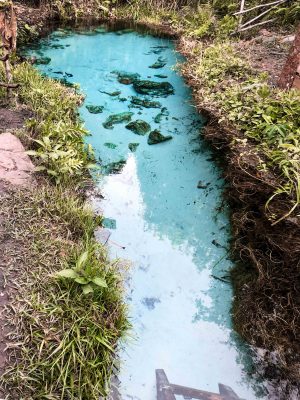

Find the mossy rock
[[128, 143, 140, 152], [154, 74, 168, 79], [115, 29, 134, 35], [94, 27, 107, 34], [113, 71, 140, 85], [102, 218, 117, 229], [104, 142, 117, 149], [149, 57, 167, 69], [55, 77, 77, 88], [126, 120, 151, 135], [133, 80, 174, 97], [99, 90, 121, 97], [154, 107, 169, 123], [103, 160, 126, 174], [103, 112, 134, 129], [130, 96, 161, 109], [35, 57, 51, 65], [86, 105, 104, 114], [148, 130, 173, 145]]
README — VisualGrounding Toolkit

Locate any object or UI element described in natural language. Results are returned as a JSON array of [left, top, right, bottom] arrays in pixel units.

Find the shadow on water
[[25, 23, 269, 400]]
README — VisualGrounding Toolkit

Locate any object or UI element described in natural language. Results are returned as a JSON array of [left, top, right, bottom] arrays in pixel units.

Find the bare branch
[[239, 3, 283, 29], [237, 18, 277, 32], [0, 82, 19, 88], [234, 0, 287, 16]]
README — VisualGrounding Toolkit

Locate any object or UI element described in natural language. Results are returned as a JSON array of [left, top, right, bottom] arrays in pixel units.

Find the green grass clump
[[0, 185, 129, 399], [13, 63, 95, 183]]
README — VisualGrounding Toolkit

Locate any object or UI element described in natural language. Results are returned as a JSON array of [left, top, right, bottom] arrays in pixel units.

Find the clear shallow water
[[28, 26, 266, 399]]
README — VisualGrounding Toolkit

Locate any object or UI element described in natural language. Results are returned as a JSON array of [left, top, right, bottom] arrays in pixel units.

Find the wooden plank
[[156, 369, 176, 400], [171, 383, 222, 400], [219, 384, 241, 400]]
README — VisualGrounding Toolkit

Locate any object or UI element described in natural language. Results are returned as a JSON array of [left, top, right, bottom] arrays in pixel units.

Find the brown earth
[[0, 107, 31, 133]]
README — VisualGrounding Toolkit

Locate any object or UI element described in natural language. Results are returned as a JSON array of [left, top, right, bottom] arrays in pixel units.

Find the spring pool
[[28, 25, 266, 399]]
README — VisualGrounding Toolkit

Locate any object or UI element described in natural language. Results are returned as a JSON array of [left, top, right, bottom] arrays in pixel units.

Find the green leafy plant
[[56, 249, 108, 294], [12, 63, 96, 182]]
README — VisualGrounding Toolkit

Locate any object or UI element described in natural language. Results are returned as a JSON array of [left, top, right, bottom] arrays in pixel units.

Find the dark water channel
[[27, 24, 267, 400]]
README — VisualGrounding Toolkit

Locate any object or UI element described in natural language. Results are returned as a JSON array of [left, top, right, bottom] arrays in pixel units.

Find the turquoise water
[[29, 26, 266, 399]]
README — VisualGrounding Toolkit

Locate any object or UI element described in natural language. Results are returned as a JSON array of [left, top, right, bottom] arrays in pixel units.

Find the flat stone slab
[[0, 132, 35, 186], [95, 227, 112, 246]]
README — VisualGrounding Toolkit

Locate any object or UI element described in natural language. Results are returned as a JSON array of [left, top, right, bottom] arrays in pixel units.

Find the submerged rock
[[103, 160, 126, 174], [103, 112, 133, 129], [130, 96, 161, 109], [55, 77, 78, 88], [149, 57, 167, 69], [35, 57, 51, 65], [102, 218, 117, 229], [133, 80, 174, 97], [154, 107, 169, 123], [115, 29, 134, 35], [197, 181, 210, 189], [154, 74, 168, 79], [128, 143, 140, 152], [86, 105, 104, 114], [126, 120, 151, 135], [113, 71, 140, 85], [148, 129, 173, 145], [146, 45, 169, 55], [93, 27, 107, 34], [49, 44, 66, 49], [99, 90, 121, 97], [104, 142, 117, 149]]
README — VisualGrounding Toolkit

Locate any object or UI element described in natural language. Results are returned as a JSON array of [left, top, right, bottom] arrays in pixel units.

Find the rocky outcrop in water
[[102, 160, 126, 174], [34, 57, 51, 65], [149, 57, 167, 69], [154, 74, 168, 79], [148, 129, 173, 145], [99, 90, 121, 97], [130, 96, 161, 109], [126, 120, 151, 135], [103, 112, 133, 129], [86, 105, 104, 114], [133, 80, 174, 97], [112, 71, 141, 85], [154, 107, 169, 123], [128, 143, 139, 152]]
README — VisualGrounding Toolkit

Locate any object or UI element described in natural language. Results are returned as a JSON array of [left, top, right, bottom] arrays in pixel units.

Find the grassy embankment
[[0, 64, 129, 398]]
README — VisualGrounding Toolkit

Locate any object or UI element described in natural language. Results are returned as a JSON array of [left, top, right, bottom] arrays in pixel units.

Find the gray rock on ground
[[0, 132, 35, 186]]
